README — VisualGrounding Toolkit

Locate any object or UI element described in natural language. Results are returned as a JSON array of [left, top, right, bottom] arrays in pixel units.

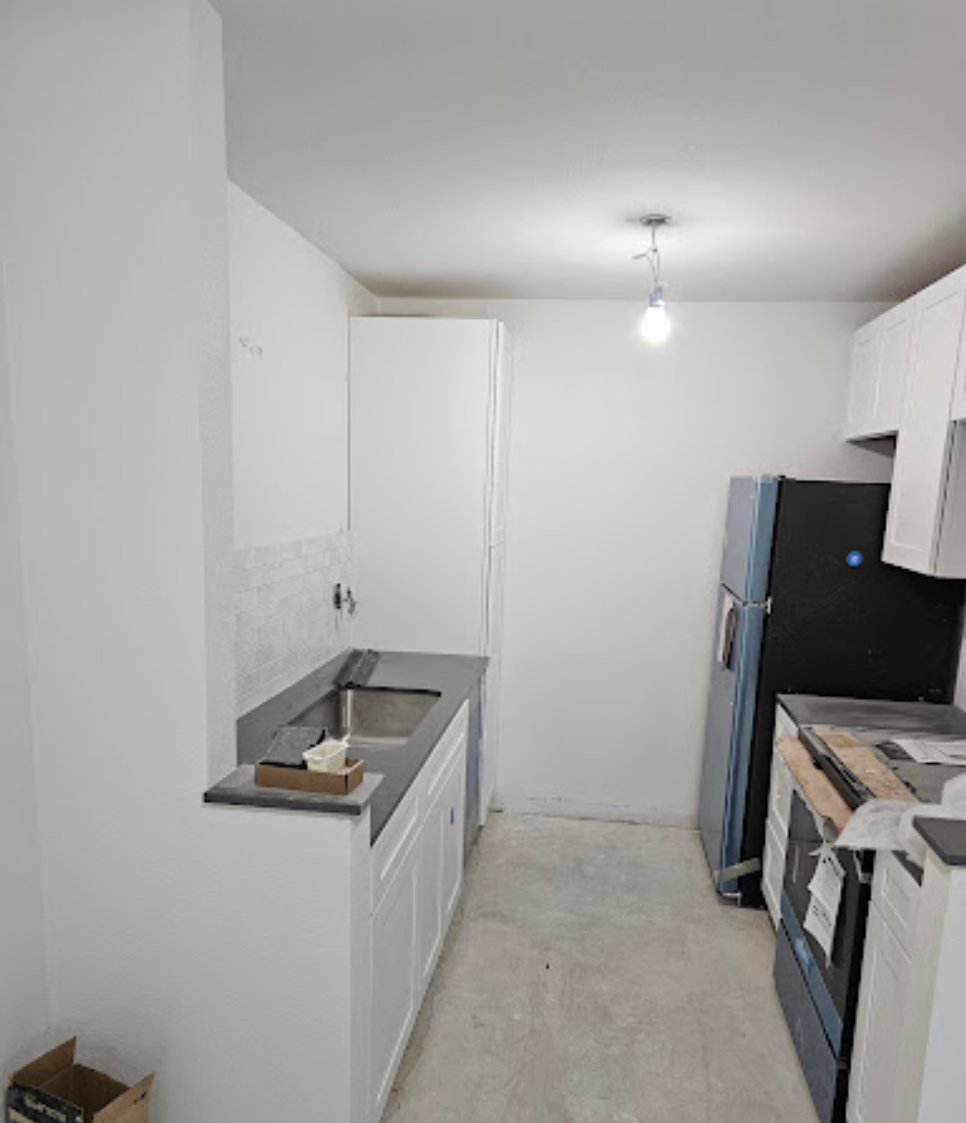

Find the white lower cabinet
[[763, 707, 797, 928], [761, 819, 785, 927], [370, 836, 422, 1122], [848, 902, 910, 1123], [439, 751, 467, 933], [368, 705, 468, 1123], [417, 780, 446, 997], [417, 750, 467, 997]]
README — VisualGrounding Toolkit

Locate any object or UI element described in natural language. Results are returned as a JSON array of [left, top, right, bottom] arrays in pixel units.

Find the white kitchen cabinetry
[[370, 834, 422, 1122], [762, 706, 799, 928], [877, 305, 916, 434], [845, 321, 883, 440], [487, 325, 513, 548], [848, 852, 919, 1123], [417, 727, 468, 998], [439, 754, 466, 931], [848, 902, 910, 1123], [845, 301, 913, 440], [369, 703, 468, 1123], [350, 318, 511, 814], [481, 541, 507, 822], [881, 267, 966, 577]]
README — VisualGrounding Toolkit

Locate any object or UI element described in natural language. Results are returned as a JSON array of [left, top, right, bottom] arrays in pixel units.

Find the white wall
[[0, 271, 50, 1073], [229, 184, 376, 548], [0, 5, 363, 1119], [227, 184, 376, 712], [381, 298, 893, 825]]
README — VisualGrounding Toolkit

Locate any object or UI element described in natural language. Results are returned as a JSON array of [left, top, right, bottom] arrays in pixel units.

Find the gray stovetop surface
[[778, 694, 966, 737], [779, 693, 966, 868], [205, 648, 487, 842]]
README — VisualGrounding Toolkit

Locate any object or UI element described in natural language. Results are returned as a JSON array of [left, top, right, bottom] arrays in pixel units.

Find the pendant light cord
[[635, 219, 666, 290]]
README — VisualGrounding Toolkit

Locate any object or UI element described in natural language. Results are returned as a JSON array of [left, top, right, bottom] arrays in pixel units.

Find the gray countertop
[[913, 819, 966, 868], [777, 694, 966, 737], [204, 648, 488, 842], [779, 693, 966, 869]]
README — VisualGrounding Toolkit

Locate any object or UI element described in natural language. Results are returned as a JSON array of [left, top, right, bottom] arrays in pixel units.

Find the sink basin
[[292, 686, 440, 750]]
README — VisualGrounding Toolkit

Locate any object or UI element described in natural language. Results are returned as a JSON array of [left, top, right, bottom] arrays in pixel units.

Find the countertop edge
[[204, 649, 488, 836], [913, 818, 966, 867]]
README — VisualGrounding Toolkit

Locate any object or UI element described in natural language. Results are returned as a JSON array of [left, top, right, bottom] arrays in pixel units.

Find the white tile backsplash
[[234, 530, 351, 715]]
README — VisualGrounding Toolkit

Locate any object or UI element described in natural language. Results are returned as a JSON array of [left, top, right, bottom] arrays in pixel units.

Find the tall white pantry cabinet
[[349, 316, 512, 819]]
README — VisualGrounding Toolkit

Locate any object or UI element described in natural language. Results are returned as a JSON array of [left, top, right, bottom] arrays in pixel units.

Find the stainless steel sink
[[292, 686, 440, 750]]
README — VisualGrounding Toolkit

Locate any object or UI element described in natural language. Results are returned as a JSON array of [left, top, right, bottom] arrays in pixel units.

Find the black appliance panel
[[774, 920, 848, 1123], [783, 791, 872, 1047], [739, 480, 963, 905]]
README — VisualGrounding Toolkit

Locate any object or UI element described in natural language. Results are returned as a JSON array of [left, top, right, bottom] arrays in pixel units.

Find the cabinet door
[[370, 837, 421, 1121], [350, 317, 494, 655], [884, 271, 966, 574], [480, 543, 506, 823], [487, 325, 513, 548], [417, 789, 445, 998], [845, 320, 884, 439], [417, 749, 467, 997], [951, 305, 966, 421], [875, 302, 914, 434], [761, 819, 784, 929], [848, 904, 910, 1123], [764, 739, 795, 929], [768, 744, 794, 840], [439, 749, 467, 931]]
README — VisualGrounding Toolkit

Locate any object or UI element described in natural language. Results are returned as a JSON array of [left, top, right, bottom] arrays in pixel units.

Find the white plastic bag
[[897, 802, 966, 868], [942, 770, 966, 807], [834, 801, 912, 852]]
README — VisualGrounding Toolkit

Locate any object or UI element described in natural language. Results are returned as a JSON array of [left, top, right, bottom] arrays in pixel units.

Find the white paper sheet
[[893, 738, 966, 765], [804, 848, 845, 963]]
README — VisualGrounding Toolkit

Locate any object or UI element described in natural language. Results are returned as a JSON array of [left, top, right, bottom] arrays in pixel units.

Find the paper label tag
[[894, 738, 966, 765], [804, 848, 845, 963]]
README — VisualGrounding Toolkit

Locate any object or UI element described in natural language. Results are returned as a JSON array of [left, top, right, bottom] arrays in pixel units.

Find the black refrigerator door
[[739, 480, 964, 906]]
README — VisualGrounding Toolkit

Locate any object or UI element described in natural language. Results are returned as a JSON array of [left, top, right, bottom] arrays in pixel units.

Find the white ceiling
[[213, 0, 966, 301]]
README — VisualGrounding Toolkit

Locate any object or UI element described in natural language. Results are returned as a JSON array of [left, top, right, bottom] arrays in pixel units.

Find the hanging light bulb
[[635, 215, 673, 346], [640, 284, 671, 344]]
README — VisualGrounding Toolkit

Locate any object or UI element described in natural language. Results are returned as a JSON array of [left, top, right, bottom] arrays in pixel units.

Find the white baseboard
[[491, 793, 698, 830]]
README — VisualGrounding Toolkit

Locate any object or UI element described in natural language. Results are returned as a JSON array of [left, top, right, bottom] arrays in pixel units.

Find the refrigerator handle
[[719, 598, 739, 669]]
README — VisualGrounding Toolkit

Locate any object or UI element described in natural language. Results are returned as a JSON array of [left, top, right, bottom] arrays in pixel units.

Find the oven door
[[782, 789, 872, 1055]]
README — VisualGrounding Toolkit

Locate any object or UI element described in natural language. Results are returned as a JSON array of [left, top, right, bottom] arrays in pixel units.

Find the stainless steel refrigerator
[[698, 477, 964, 905]]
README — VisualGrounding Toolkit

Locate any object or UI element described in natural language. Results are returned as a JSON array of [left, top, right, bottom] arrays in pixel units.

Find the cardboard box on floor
[[7, 1039, 153, 1123]]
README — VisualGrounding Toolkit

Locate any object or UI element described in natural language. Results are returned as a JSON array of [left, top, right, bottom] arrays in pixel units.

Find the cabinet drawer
[[872, 851, 920, 955], [372, 781, 423, 913], [422, 703, 469, 802], [769, 749, 794, 835], [762, 820, 785, 930], [774, 704, 798, 743]]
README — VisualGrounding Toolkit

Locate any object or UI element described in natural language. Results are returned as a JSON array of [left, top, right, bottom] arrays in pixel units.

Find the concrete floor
[[385, 813, 818, 1123]]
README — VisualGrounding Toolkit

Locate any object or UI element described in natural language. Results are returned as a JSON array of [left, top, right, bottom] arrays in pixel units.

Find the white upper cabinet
[[950, 306, 966, 422], [876, 304, 915, 433], [845, 321, 884, 439], [844, 300, 913, 440], [350, 317, 511, 656], [487, 324, 513, 547], [883, 266, 966, 577]]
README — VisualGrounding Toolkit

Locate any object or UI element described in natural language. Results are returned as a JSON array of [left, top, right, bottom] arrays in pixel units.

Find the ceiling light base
[[639, 214, 672, 230]]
